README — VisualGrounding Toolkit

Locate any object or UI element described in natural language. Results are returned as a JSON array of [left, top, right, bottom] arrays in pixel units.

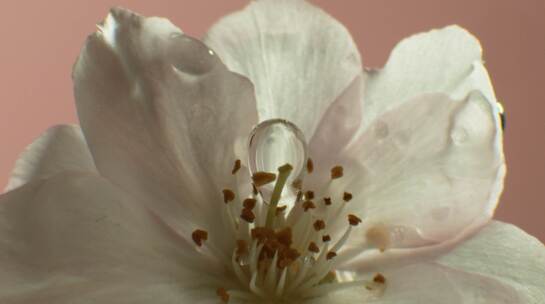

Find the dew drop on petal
[[248, 119, 308, 203]]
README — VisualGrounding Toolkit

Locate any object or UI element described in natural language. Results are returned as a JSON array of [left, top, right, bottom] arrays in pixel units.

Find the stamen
[[232, 159, 241, 175], [292, 179, 303, 190], [252, 172, 277, 187], [313, 220, 326, 231], [243, 198, 257, 210], [236, 239, 249, 257], [302, 200, 316, 211], [331, 166, 344, 179], [348, 214, 362, 226], [305, 190, 315, 200], [306, 158, 314, 173], [323, 197, 332, 206], [191, 229, 208, 247], [276, 205, 287, 215], [216, 287, 230, 303], [296, 191, 304, 202], [308, 242, 320, 253], [374, 273, 386, 284], [343, 192, 353, 202], [322, 235, 331, 242], [223, 189, 235, 203], [326, 251, 337, 260], [241, 208, 256, 223]]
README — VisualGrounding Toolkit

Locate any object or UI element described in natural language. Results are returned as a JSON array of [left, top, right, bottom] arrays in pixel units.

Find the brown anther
[[374, 273, 386, 284], [222, 189, 235, 204], [276, 205, 287, 215], [191, 229, 208, 247], [326, 251, 337, 260], [305, 190, 315, 200], [278, 163, 294, 173], [231, 159, 241, 175], [292, 179, 303, 190], [240, 208, 256, 223], [243, 198, 257, 210], [323, 197, 332, 206], [307, 158, 314, 173], [216, 287, 229, 303], [348, 214, 362, 226], [236, 239, 248, 256], [308, 242, 320, 253], [302, 200, 316, 211], [331, 165, 344, 179], [276, 227, 293, 247], [322, 234, 331, 242], [252, 171, 276, 187], [251, 227, 275, 243], [343, 192, 353, 202], [313, 219, 326, 231]]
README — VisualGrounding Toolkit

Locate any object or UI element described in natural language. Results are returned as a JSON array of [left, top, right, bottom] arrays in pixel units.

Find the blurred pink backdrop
[[0, 1, 543, 241]]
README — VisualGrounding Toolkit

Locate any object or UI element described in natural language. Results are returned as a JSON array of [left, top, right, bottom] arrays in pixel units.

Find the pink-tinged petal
[[436, 221, 545, 303], [361, 25, 498, 131], [338, 92, 504, 248], [73, 8, 258, 238], [0, 172, 224, 303], [5, 125, 96, 192], [204, 0, 362, 138]]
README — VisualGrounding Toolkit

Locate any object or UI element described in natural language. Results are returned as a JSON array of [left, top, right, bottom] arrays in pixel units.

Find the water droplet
[[451, 127, 468, 145], [248, 119, 308, 203], [374, 120, 389, 139]]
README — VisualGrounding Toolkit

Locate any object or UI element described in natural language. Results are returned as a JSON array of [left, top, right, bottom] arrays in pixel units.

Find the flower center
[[192, 119, 387, 302]]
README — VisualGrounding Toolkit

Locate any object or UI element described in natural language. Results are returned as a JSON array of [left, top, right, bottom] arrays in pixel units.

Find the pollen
[[307, 158, 314, 173], [326, 251, 337, 260], [331, 165, 344, 179], [323, 197, 332, 206], [322, 235, 331, 242], [191, 229, 208, 247], [343, 192, 353, 202], [308, 242, 320, 253], [302, 200, 316, 211], [276, 205, 287, 215], [373, 273, 386, 284], [231, 159, 241, 175], [216, 287, 230, 303], [222, 189, 235, 203], [252, 171, 277, 187], [243, 198, 257, 210], [305, 190, 315, 200], [348, 214, 362, 226], [313, 219, 326, 231], [240, 208, 256, 223]]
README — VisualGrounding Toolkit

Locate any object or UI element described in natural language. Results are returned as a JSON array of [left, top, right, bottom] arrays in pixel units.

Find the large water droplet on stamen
[[248, 119, 308, 204]]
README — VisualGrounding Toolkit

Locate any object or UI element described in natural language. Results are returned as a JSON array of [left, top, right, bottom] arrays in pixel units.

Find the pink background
[[0, 1, 543, 241]]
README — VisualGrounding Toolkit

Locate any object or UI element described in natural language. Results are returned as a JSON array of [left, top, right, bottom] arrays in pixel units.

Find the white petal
[[0, 172, 223, 303], [368, 262, 521, 303], [5, 125, 96, 192], [362, 25, 497, 131], [437, 221, 545, 303], [204, 0, 362, 138], [341, 91, 504, 248], [73, 8, 258, 238]]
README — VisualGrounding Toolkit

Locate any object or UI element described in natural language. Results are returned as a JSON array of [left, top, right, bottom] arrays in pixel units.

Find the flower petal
[[204, 0, 362, 138], [340, 91, 504, 248], [0, 172, 223, 303], [5, 124, 96, 192], [362, 25, 496, 131], [367, 262, 521, 303], [73, 8, 258, 236], [437, 221, 545, 303]]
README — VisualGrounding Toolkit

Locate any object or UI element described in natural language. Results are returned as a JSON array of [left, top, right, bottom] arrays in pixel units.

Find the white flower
[[1, 1, 544, 303]]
